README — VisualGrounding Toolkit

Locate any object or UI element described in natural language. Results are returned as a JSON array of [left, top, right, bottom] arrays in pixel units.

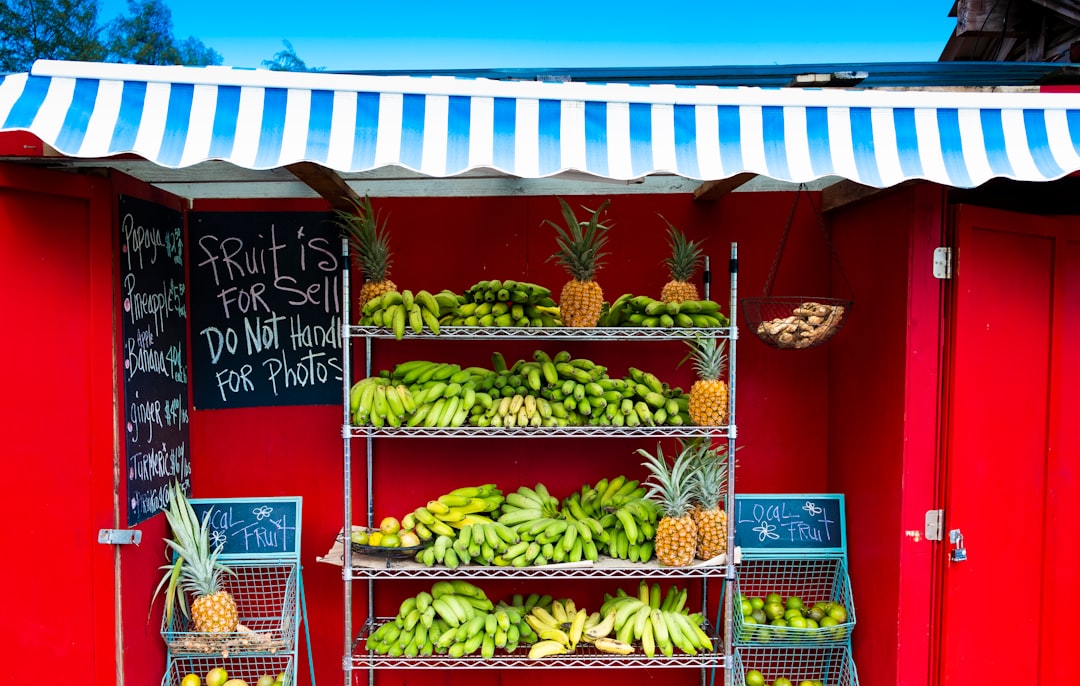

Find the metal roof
[[337, 61, 1080, 89]]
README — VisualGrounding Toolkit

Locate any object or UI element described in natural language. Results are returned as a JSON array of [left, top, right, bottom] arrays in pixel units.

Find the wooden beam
[[1027, 0, 1080, 26], [692, 173, 757, 202], [820, 179, 918, 213], [285, 162, 361, 211]]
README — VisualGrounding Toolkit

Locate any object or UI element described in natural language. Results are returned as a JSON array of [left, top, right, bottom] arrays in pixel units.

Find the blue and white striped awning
[[1, 60, 1079, 189]]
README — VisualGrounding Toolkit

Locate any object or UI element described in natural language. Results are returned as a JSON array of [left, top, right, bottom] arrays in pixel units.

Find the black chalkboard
[[189, 212, 343, 409], [118, 196, 191, 526], [189, 497, 302, 558], [734, 494, 846, 554]]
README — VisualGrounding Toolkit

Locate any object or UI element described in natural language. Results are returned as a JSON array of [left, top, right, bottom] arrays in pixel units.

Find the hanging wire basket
[[741, 297, 852, 350], [741, 185, 853, 350]]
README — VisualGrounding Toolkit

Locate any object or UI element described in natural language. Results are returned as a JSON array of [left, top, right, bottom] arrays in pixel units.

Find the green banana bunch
[[369, 582, 552, 658], [596, 581, 715, 657], [359, 352, 692, 429], [359, 289, 458, 338], [349, 377, 417, 428], [567, 475, 659, 562], [596, 293, 729, 328], [440, 279, 564, 328]]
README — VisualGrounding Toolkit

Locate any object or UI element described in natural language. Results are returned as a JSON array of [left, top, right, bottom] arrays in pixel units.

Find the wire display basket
[[732, 645, 859, 686], [161, 562, 298, 656], [741, 297, 851, 350], [733, 557, 855, 644], [161, 654, 293, 686]]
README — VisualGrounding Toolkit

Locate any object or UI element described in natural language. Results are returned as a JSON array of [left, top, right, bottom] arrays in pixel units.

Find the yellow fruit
[[181, 675, 202, 686], [367, 531, 383, 546], [222, 680, 249, 686], [745, 670, 766, 686], [257, 677, 275, 686], [379, 516, 401, 534], [399, 530, 420, 547], [349, 530, 370, 545], [206, 668, 228, 686]]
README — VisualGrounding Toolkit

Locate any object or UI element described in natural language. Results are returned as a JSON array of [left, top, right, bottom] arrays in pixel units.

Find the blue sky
[[100, 1, 958, 71]]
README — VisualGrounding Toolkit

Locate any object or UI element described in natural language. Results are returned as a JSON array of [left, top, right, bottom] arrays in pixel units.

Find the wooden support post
[[285, 162, 361, 212], [692, 173, 757, 202]]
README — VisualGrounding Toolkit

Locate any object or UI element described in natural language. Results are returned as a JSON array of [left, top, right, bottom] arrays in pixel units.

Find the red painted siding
[[828, 185, 945, 686]]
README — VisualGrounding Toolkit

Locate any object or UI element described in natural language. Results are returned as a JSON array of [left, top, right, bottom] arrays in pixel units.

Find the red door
[[938, 205, 1080, 684], [0, 167, 117, 684]]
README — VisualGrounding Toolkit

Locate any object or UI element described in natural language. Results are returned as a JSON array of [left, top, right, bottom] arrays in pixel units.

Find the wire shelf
[[733, 558, 855, 644], [349, 325, 734, 341], [161, 562, 298, 656], [732, 645, 859, 686], [352, 617, 725, 669], [320, 534, 728, 579], [161, 654, 294, 686], [344, 424, 732, 439]]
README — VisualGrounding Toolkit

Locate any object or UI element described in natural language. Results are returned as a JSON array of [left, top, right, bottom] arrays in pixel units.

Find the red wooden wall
[[828, 185, 945, 686]]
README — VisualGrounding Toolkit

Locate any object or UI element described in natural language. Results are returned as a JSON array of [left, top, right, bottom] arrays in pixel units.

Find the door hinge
[[933, 247, 952, 279], [925, 510, 944, 541]]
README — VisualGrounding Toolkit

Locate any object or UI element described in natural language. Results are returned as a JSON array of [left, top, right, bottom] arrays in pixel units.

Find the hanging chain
[[761, 184, 806, 298], [805, 188, 855, 299], [761, 183, 854, 299]]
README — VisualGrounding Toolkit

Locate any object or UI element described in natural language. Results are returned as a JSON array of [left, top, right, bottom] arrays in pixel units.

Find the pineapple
[[660, 221, 704, 303], [638, 443, 699, 566], [153, 482, 238, 633], [334, 195, 397, 311], [546, 197, 613, 327], [689, 441, 729, 560], [685, 335, 729, 426]]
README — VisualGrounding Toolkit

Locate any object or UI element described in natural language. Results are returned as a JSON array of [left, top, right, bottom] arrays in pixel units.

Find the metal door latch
[[948, 528, 967, 562], [98, 529, 142, 545]]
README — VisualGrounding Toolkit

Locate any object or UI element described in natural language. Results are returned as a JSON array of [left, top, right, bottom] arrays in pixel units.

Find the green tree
[[0, 0, 106, 73], [105, 0, 220, 66], [262, 39, 323, 72]]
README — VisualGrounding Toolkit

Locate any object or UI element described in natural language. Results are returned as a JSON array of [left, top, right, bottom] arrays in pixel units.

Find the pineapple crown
[[660, 218, 704, 282], [545, 197, 613, 282], [681, 335, 728, 382], [151, 481, 233, 624], [638, 442, 697, 518], [682, 439, 729, 507], [334, 194, 393, 282]]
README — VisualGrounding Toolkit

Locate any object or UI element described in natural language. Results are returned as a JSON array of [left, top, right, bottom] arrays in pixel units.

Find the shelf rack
[[339, 242, 740, 685], [350, 618, 723, 670], [350, 325, 735, 341], [343, 425, 734, 439]]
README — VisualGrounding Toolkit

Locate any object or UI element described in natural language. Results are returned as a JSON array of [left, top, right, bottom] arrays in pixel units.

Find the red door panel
[[0, 176, 116, 683], [940, 206, 1076, 685]]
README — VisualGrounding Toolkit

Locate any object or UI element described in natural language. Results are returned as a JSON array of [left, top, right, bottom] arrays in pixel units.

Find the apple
[[379, 516, 401, 535]]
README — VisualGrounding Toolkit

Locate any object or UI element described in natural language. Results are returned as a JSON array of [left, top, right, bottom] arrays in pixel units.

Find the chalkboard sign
[[734, 494, 846, 555], [189, 497, 302, 559], [118, 196, 191, 526], [189, 212, 343, 409]]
